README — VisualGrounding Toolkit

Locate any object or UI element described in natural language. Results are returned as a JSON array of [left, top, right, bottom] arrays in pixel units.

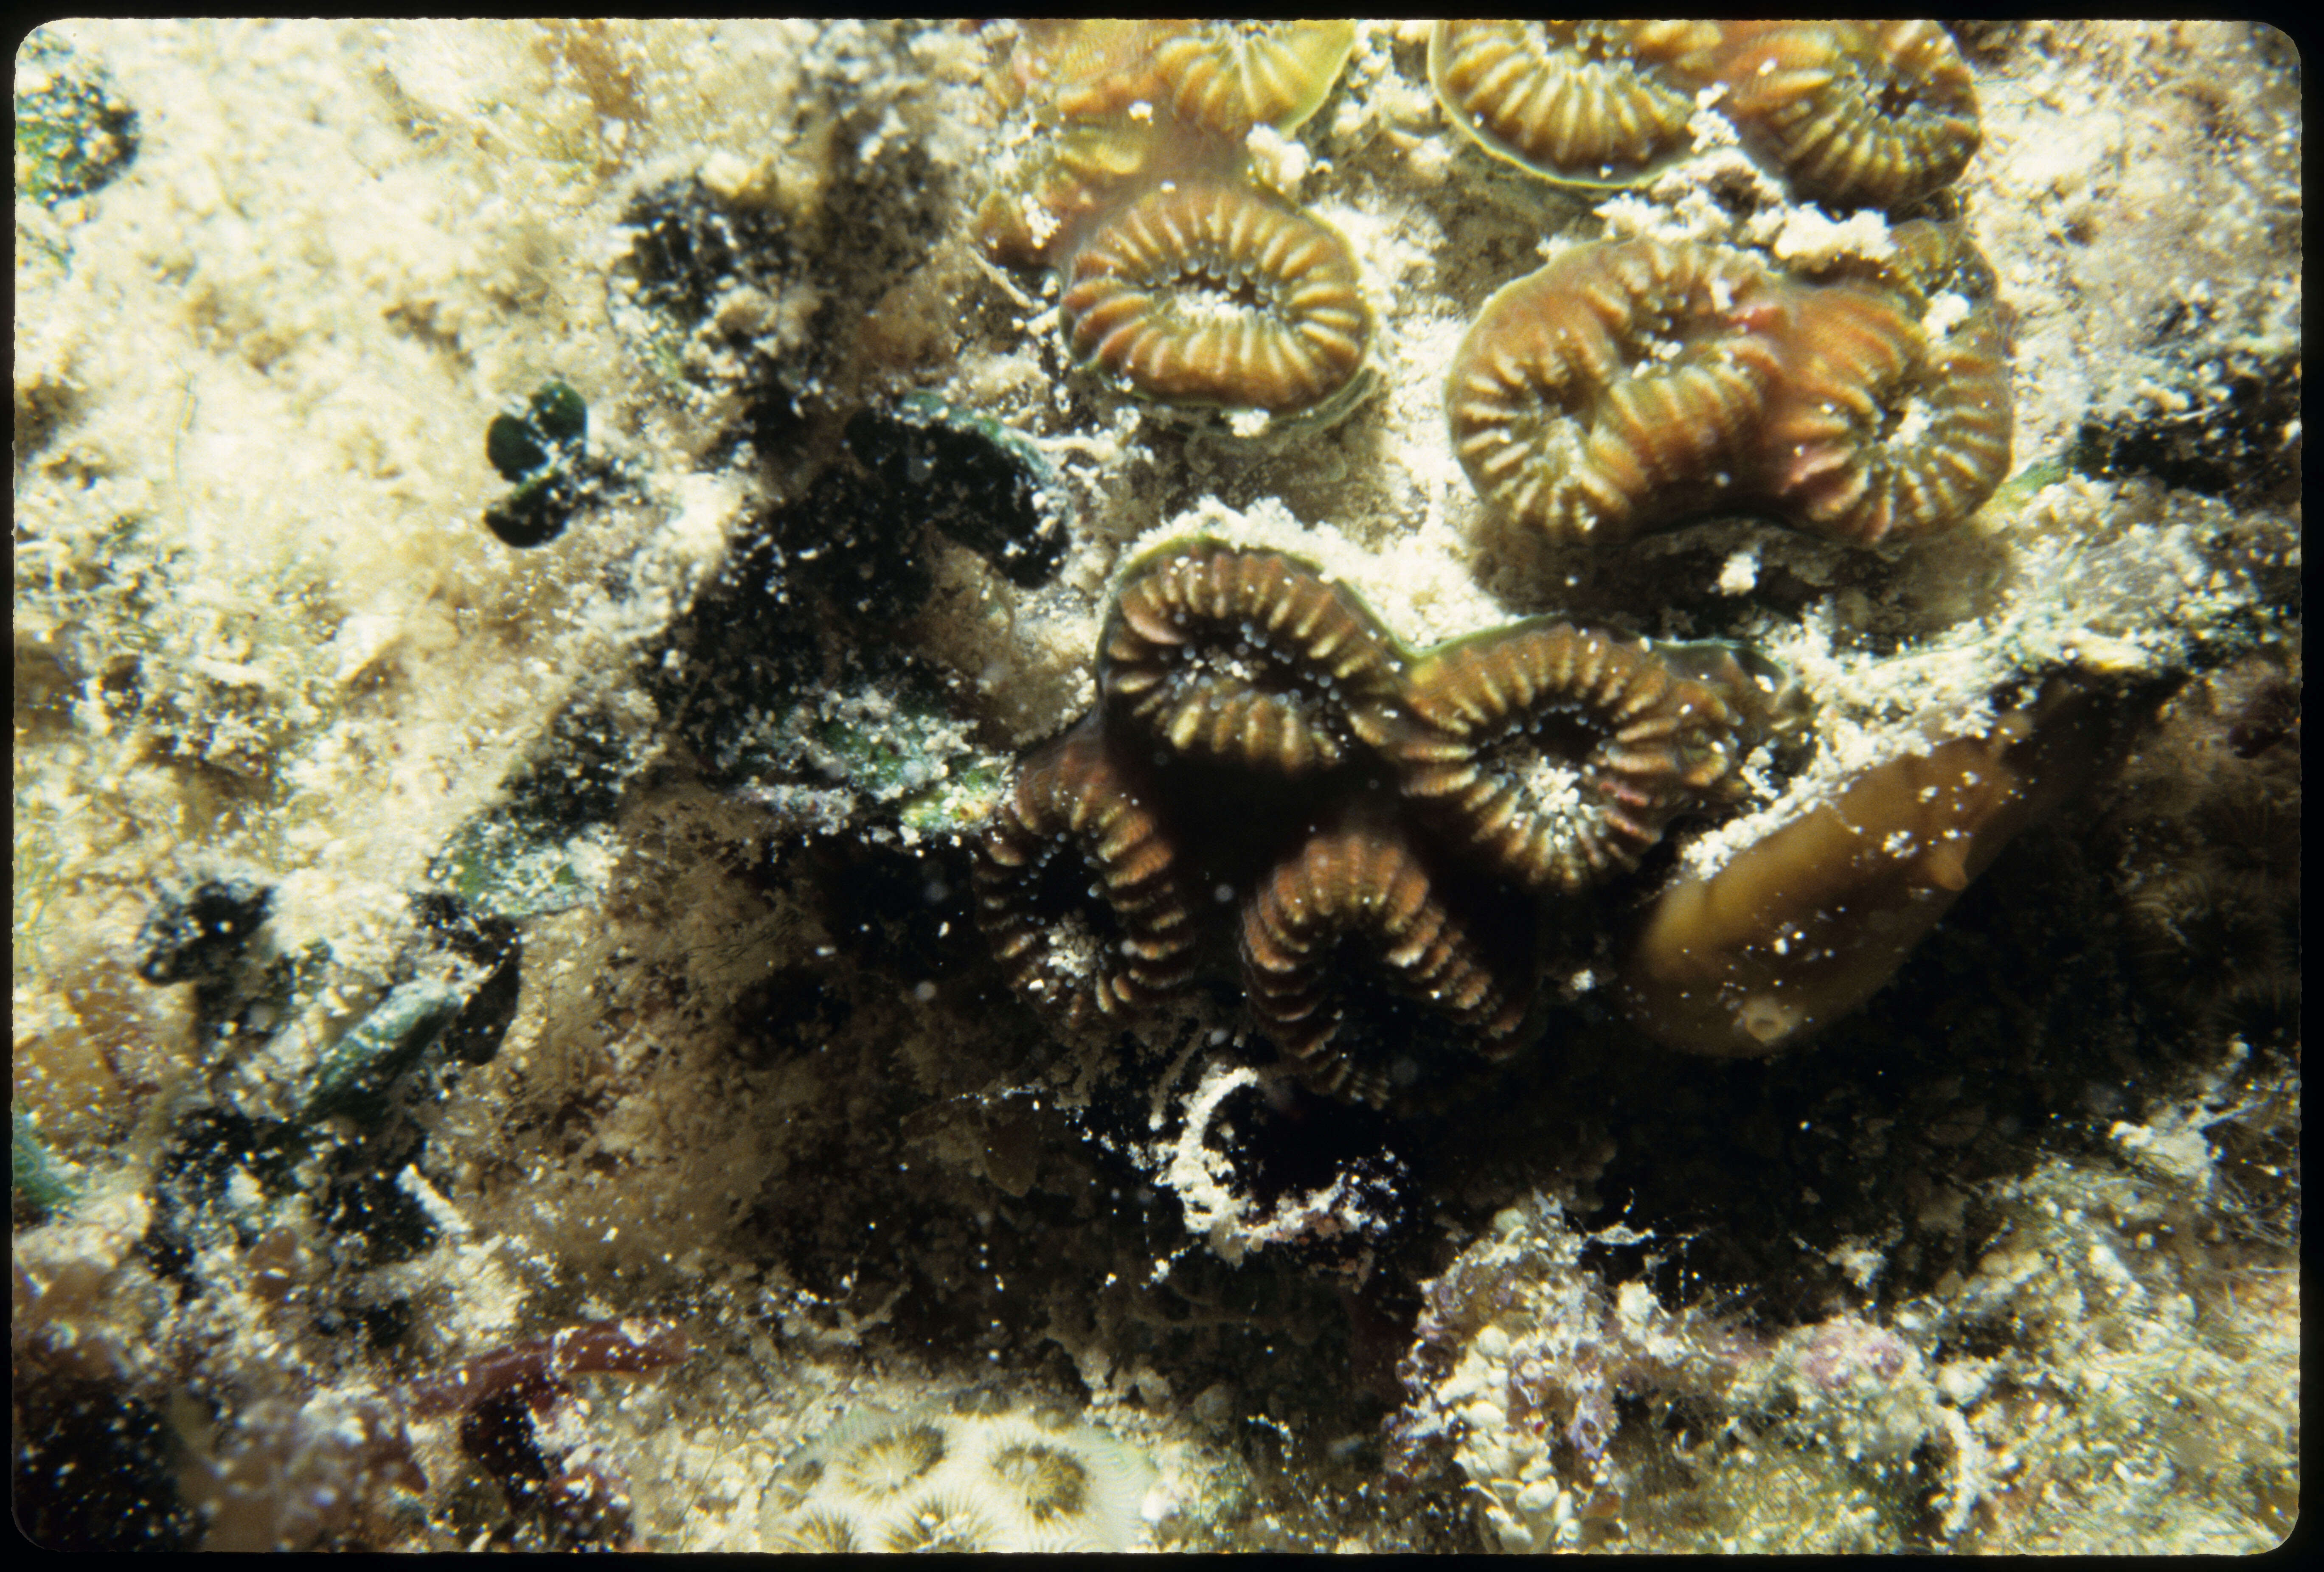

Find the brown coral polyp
[[1446, 237, 1789, 545], [1020, 20, 1352, 140], [983, 21, 1373, 419], [1099, 539, 1402, 777], [1239, 803, 1530, 1104], [973, 714, 1197, 1030], [974, 122, 1160, 270], [1430, 20, 1720, 187], [1061, 182, 1372, 415], [1760, 227, 2013, 545], [1651, 639, 1820, 761], [977, 540, 1804, 1097], [1386, 622, 1742, 892], [1148, 21, 1357, 139], [1707, 20, 1982, 211], [1426, 18, 1981, 210], [1448, 229, 2012, 549], [1011, 21, 1184, 130]]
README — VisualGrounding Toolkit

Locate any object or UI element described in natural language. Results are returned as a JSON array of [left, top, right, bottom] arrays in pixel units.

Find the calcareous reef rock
[[11, 19, 2299, 1553]]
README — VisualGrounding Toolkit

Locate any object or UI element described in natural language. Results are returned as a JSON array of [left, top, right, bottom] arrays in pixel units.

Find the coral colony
[[973, 22, 2057, 1070]]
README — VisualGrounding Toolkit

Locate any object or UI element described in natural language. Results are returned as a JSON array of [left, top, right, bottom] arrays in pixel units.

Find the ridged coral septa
[[973, 714, 1198, 1030], [979, 541, 1763, 1095], [1386, 621, 1744, 891], [1447, 227, 2012, 548], [980, 19, 1372, 423], [1238, 800, 1532, 1105], [1426, 18, 1981, 209], [1062, 182, 1373, 415], [1100, 538, 1403, 776]]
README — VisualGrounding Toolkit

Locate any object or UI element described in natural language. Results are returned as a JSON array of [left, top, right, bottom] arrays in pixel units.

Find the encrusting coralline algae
[[12, 20, 2297, 1551]]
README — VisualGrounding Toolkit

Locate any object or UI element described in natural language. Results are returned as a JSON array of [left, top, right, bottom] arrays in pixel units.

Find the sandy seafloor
[[11, 20, 2299, 1552]]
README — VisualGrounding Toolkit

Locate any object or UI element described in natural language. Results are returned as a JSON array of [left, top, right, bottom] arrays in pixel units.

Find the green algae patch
[[428, 811, 610, 921]]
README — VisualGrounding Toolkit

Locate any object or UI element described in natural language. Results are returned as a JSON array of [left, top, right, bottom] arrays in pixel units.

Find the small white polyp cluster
[[1435, 1325, 1583, 1552], [1413, 1197, 1690, 1552], [758, 1391, 1155, 1553]]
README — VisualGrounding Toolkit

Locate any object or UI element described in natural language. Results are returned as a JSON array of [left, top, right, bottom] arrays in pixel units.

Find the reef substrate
[[11, 19, 2300, 1553]]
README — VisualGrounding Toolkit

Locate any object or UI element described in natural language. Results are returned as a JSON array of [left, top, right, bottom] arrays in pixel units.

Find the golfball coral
[[1061, 181, 1373, 415], [986, 1439, 1092, 1522], [759, 1395, 1155, 1555], [836, 1420, 947, 1499]]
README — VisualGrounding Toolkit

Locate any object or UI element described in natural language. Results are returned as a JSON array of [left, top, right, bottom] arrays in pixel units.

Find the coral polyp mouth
[[1062, 183, 1372, 415], [981, 22, 1372, 422], [1100, 539, 1403, 777], [1760, 226, 2015, 545], [1447, 227, 2012, 548]]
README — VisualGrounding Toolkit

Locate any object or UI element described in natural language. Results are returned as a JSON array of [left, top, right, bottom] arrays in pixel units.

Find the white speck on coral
[[1924, 289, 1973, 338], [1766, 205, 1896, 268], [1245, 121, 1309, 194]]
